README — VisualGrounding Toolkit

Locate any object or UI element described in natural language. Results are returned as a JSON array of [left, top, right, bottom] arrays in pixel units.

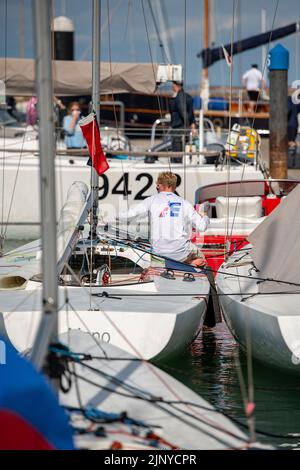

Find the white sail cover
[[248, 183, 300, 293], [0, 181, 89, 290], [0, 58, 158, 96]]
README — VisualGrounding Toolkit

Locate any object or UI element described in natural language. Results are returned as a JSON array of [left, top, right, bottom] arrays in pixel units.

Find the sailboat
[[0, 255, 210, 362], [0, 175, 210, 361], [0, 0, 212, 363], [216, 182, 300, 374], [0, 1, 265, 241], [0, 0, 211, 366], [193, 178, 300, 272], [0, 0, 256, 450]]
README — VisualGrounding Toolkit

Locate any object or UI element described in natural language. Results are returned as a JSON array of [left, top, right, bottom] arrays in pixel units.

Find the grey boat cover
[[0, 58, 158, 96], [248, 183, 300, 293]]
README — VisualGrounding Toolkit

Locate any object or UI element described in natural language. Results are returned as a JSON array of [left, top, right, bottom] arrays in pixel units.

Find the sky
[[1, 0, 300, 89]]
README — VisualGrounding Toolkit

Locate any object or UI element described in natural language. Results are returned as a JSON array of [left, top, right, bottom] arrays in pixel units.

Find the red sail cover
[[79, 112, 109, 175]]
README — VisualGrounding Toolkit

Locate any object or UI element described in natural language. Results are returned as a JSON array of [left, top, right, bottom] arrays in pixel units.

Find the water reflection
[[163, 322, 300, 449]]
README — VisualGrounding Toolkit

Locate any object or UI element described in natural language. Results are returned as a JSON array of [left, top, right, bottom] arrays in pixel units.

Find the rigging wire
[[210, 0, 227, 105], [61, 297, 108, 359], [140, 0, 172, 172], [3, 241, 298, 442], [0, 0, 8, 253], [52, 336, 245, 445], [1, 0, 278, 450], [58, 255, 208, 423], [183, 0, 187, 200], [56, 233, 300, 300], [0, 0, 36, 251], [106, 0, 130, 210], [54, 253, 244, 442], [69, 372, 250, 449], [2, 285, 42, 321], [226, 0, 281, 241], [224, 0, 238, 255], [90, 289, 300, 297], [54, 349, 250, 446], [223, 0, 276, 442], [79, 0, 123, 61], [296, 16, 299, 82], [160, 0, 176, 64], [54, 233, 292, 446], [54, 343, 299, 442], [250, 0, 280, 129], [146, 0, 170, 64], [98, 229, 300, 288], [69, 366, 296, 441], [0, 2, 70, 249], [221, 2, 293, 409]]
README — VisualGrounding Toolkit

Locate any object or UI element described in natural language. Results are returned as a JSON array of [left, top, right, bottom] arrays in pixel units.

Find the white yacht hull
[[216, 249, 300, 374], [62, 330, 249, 450], [0, 275, 209, 362], [0, 154, 263, 239]]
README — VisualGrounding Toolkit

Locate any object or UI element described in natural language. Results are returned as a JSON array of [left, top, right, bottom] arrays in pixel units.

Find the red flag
[[79, 112, 109, 175]]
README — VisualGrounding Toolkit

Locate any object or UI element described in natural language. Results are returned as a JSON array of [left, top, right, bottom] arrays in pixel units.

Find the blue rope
[[68, 405, 147, 428]]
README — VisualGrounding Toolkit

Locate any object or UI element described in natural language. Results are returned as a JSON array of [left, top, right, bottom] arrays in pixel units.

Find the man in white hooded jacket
[[114, 172, 209, 267]]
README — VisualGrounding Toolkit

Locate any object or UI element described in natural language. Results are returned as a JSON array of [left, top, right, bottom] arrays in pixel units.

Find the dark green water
[[4, 239, 300, 449], [163, 324, 300, 449]]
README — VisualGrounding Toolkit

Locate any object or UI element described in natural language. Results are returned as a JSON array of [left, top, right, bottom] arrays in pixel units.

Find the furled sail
[[0, 181, 89, 290], [248, 183, 300, 293]]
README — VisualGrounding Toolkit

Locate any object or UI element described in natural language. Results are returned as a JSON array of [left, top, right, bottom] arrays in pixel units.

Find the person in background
[[53, 96, 66, 127], [169, 81, 197, 163], [25, 96, 65, 128], [26, 96, 38, 126], [242, 64, 266, 113], [63, 101, 86, 149], [109, 172, 209, 267], [6, 97, 19, 121], [287, 81, 300, 166]]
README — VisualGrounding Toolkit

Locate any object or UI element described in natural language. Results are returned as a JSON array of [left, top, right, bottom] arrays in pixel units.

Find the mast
[[90, 0, 101, 238], [261, 9, 267, 70], [203, 0, 209, 81], [19, 0, 25, 58], [31, 0, 58, 368], [201, 0, 210, 109]]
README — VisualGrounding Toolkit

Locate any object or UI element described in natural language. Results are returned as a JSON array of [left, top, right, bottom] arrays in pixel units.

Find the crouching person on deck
[[112, 172, 209, 267]]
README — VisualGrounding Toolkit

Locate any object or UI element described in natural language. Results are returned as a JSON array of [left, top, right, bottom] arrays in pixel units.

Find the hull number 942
[[98, 172, 182, 200]]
